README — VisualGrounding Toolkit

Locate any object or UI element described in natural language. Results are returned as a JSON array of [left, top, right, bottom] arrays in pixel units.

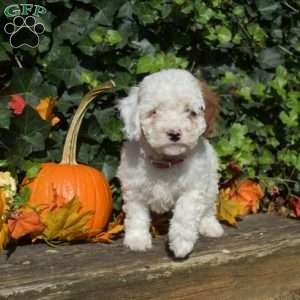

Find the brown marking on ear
[[199, 81, 220, 138]]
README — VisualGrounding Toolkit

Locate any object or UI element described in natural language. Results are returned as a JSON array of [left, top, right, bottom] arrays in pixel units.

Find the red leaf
[[290, 197, 300, 217], [8, 211, 45, 239], [8, 95, 26, 115], [228, 160, 242, 177]]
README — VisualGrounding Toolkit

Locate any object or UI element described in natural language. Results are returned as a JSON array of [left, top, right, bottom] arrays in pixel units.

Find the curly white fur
[[117, 69, 224, 258]]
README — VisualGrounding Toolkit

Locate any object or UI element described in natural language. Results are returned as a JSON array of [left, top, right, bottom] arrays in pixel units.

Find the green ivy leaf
[[94, 108, 123, 142], [195, 3, 213, 24], [247, 24, 266, 43], [47, 53, 82, 88], [0, 160, 8, 168], [0, 40, 12, 62], [215, 137, 235, 157], [257, 48, 285, 69], [0, 0, 299, 210], [278, 150, 300, 171], [233, 6, 244, 16], [238, 87, 252, 101], [258, 149, 274, 164], [0, 49, 10, 62], [279, 111, 298, 127], [12, 187, 31, 210], [105, 30, 123, 46], [80, 116, 104, 144], [69, 9, 91, 25], [9, 69, 42, 104], [0, 98, 10, 129], [101, 155, 119, 181], [136, 53, 188, 74], [93, 1, 123, 25], [256, 0, 281, 19], [0, 128, 16, 153], [216, 26, 232, 44], [78, 143, 99, 164], [22, 160, 41, 179], [38, 36, 51, 53], [11, 106, 51, 155], [117, 2, 134, 19], [55, 21, 83, 44], [174, 0, 185, 5], [229, 123, 249, 148], [133, 2, 159, 25], [89, 27, 106, 44], [78, 37, 96, 56]]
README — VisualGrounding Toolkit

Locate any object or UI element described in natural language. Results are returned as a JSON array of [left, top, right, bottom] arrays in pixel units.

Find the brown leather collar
[[149, 157, 184, 169]]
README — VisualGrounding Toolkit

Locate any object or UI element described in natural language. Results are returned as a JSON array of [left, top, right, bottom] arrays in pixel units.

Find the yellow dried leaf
[[217, 189, 245, 226], [107, 224, 124, 235], [0, 223, 9, 250], [0, 188, 9, 250], [35, 97, 60, 126], [41, 196, 93, 241]]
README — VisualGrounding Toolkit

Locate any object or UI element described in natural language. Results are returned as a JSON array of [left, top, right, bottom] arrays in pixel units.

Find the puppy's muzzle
[[167, 129, 182, 142]]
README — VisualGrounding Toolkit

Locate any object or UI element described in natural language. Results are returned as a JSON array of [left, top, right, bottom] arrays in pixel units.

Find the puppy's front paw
[[124, 231, 152, 251], [199, 216, 224, 238], [169, 236, 194, 258]]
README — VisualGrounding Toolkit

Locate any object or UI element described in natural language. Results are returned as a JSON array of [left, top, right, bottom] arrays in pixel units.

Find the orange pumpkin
[[25, 81, 115, 237]]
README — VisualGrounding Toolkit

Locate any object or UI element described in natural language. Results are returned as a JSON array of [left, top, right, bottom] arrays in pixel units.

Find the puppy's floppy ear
[[199, 81, 219, 137], [118, 87, 141, 141]]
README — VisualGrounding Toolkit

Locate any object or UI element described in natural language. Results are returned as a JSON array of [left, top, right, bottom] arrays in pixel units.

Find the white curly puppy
[[117, 69, 224, 258]]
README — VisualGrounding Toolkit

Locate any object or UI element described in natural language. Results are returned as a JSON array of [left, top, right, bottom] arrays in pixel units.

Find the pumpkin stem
[[60, 81, 116, 165]]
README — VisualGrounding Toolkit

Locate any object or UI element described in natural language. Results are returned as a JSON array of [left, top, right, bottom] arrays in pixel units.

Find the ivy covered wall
[[0, 0, 299, 209]]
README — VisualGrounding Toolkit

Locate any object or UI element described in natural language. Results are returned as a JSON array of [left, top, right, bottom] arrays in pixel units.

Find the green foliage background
[[0, 0, 299, 208]]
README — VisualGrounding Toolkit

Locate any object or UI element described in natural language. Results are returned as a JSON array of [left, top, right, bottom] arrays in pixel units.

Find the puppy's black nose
[[167, 130, 181, 142]]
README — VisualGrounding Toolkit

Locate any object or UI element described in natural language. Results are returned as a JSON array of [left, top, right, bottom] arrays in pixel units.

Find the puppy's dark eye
[[147, 109, 157, 118]]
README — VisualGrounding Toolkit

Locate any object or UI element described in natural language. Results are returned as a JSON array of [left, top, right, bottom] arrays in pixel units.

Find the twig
[[278, 45, 294, 56], [283, 1, 299, 13], [257, 175, 298, 184], [14, 55, 23, 68], [190, 60, 196, 73]]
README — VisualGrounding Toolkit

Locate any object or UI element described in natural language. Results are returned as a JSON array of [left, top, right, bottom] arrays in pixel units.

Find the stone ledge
[[0, 214, 300, 300]]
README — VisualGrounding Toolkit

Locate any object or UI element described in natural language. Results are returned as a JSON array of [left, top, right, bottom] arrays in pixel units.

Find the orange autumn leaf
[[289, 196, 300, 217], [235, 180, 264, 214], [8, 211, 45, 240], [0, 190, 5, 216], [35, 97, 60, 126], [93, 213, 124, 243], [217, 179, 264, 225], [45, 189, 71, 212]]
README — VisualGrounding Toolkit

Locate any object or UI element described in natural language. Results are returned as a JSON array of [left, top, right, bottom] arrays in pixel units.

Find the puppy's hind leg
[[199, 200, 224, 238], [199, 181, 224, 238]]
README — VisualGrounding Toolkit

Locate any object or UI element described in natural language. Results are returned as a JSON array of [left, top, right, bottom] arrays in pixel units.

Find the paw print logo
[[4, 16, 45, 48]]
